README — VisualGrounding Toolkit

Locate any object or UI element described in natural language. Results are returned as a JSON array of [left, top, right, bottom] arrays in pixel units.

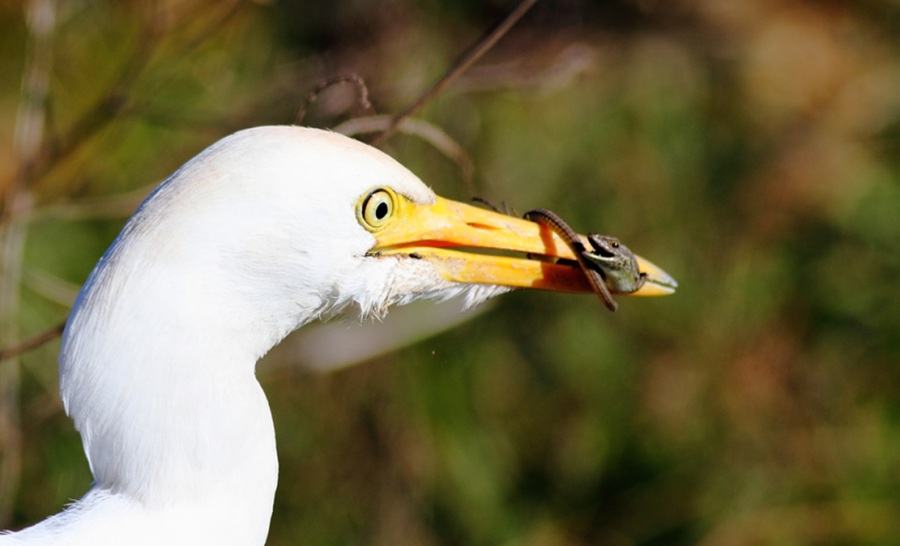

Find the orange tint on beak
[[370, 196, 677, 296]]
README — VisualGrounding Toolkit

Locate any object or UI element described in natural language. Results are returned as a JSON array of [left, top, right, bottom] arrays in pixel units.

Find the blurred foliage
[[2, 0, 900, 544]]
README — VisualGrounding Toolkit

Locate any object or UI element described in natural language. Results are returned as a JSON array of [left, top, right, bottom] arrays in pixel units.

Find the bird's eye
[[360, 189, 395, 229]]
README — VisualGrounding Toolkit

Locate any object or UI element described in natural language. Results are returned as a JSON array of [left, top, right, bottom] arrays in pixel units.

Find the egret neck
[[2, 126, 675, 545]]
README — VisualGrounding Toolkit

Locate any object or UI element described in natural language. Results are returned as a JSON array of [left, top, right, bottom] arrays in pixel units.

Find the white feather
[[1, 126, 503, 545]]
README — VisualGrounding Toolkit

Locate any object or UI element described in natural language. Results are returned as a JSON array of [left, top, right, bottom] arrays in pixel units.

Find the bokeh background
[[2, 0, 900, 544]]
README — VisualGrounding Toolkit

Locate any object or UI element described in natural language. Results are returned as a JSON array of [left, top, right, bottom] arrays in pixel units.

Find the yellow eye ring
[[359, 188, 396, 230]]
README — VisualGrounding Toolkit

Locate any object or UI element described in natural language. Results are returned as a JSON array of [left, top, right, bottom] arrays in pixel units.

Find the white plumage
[[1, 126, 674, 545]]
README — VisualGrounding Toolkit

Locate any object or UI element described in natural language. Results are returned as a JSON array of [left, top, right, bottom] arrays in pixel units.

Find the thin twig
[[0, 323, 65, 362], [24, 1, 247, 207], [33, 183, 155, 222], [334, 115, 475, 195], [0, 0, 539, 362], [135, 0, 247, 102], [294, 74, 373, 125], [0, 0, 57, 524], [0, 2, 249, 364], [24, 21, 161, 199], [370, 0, 539, 147]]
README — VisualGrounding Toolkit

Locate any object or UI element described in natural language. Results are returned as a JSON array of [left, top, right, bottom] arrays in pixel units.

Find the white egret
[[1, 126, 675, 545]]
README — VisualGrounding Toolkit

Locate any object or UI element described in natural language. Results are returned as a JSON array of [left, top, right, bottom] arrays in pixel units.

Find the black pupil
[[376, 201, 388, 219]]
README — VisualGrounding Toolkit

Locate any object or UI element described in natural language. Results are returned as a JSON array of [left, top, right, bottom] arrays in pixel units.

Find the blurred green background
[[2, 0, 900, 544]]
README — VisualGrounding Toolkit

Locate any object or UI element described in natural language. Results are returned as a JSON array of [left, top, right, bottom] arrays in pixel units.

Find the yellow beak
[[368, 195, 677, 297]]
